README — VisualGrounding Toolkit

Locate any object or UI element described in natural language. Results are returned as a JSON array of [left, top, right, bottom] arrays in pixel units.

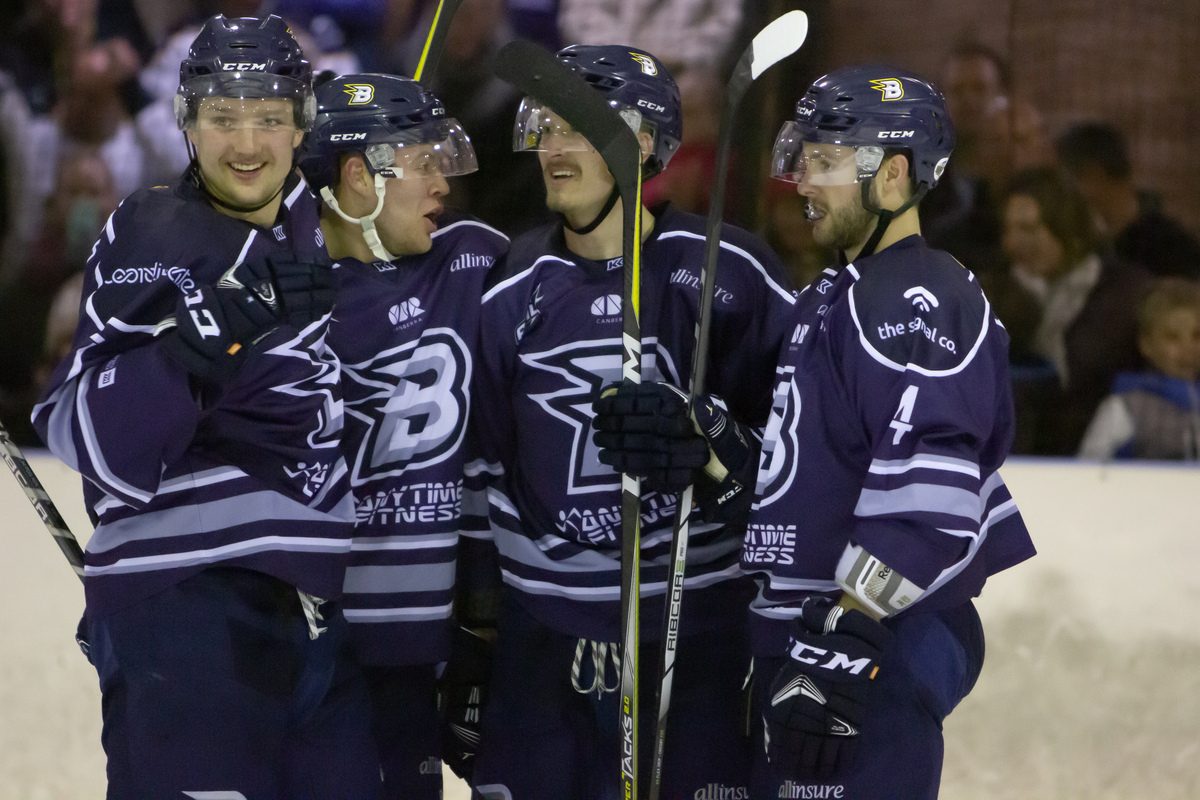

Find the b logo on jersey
[[869, 78, 904, 101], [342, 329, 471, 486], [629, 52, 659, 76], [344, 83, 375, 105], [754, 367, 802, 510]]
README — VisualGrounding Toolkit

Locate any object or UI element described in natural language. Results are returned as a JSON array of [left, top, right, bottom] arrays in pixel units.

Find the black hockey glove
[[592, 380, 709, 493], [437, 626, 494, 782], [690, 394, 759, 524], [161, 258, 334, 384], [241, 256, 336, 329], [764, 598, 894, 778], [592, 381, 759, 522]]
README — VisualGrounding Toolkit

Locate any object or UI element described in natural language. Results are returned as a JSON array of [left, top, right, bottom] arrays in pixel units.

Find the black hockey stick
[[647, 12, 810, 800], [412, 0, 463, 81], [495, 39, 646, 798], [0, 419, 85, 581]]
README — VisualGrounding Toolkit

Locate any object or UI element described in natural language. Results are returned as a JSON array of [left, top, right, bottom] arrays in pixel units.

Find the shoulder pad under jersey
[[846, 242, 990, 375]]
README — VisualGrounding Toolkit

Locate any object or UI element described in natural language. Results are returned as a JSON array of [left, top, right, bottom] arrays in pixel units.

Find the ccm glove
[[592, 380, 708, 492], [764, 597, 894, 778], [437, 626, 494, 782]]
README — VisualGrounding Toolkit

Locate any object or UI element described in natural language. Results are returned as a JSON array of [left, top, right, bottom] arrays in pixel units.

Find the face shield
[[363, 119, 479, 180], [175, 72, 316, 131], [512, 97, 645, 154], [512, 97, 596, 153], [769, 121, 885, 187]]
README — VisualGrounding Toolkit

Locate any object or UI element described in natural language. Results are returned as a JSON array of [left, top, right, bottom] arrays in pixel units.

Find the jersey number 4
[[889, 385, 919, 445]]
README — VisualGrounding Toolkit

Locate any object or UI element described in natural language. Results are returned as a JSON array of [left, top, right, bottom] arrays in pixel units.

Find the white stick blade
[[750, 10, 809, 80]]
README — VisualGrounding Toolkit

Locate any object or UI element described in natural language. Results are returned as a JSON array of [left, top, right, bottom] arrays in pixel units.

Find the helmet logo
[[222, 62, 267, 72], [344, 83, 375, 105], [869, 78, 904, 101], [636, 98, 666, 113], [629, 52, 658, 76]]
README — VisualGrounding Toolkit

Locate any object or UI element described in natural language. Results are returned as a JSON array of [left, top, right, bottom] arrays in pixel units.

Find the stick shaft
[[0, 420, 85, 581]]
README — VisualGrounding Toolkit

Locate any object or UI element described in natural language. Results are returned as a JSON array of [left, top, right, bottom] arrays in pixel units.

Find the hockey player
[[30, 16, 382, 799], [467, 44, 795, 798], [599, 65, 1038, 798], [296, 72, 508, 796]]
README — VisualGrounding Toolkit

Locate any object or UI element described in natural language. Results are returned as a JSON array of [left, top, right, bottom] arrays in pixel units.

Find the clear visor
[[364, 119, 478, 179], [769, 121, 884, 186], [512, 97, 597, 153], [176, 72, 314, 130], [190, 96, 302, 132]]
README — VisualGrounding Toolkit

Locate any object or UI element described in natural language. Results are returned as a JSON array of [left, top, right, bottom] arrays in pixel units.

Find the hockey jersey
[[745, 235, 1036, 656], [32, 171, 355, 616], [329, 211, 508, 665], [471, 205, 795, 642]]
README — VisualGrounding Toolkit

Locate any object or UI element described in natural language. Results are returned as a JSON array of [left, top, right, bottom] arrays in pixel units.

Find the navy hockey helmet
[[297, 73, 477, 193], [175, 14, 316, 131], [297, 73, 477, 262], [771, 64, 955, 191], [514, 44, 683, 178]]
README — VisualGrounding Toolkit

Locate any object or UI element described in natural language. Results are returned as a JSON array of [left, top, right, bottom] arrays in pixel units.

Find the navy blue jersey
[[470, 205, 795, 642], [744, 236, 1036, 655], [328, 212, 508, 665], [32, 171, 355, 616]]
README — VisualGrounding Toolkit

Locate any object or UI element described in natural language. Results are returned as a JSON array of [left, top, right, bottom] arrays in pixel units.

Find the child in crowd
[[1079, 278, 1200, 460]]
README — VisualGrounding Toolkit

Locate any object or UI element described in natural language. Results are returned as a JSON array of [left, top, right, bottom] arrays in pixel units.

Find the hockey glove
[[437, 626, 494, 782], [239, 256, 336, 329], [592, 380, 709, 493], [690, 395, 759, 524], [161, 258, 334, 384], [764, 597, 894, 778]]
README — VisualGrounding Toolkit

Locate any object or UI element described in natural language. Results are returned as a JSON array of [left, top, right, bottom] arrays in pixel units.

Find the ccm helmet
[[514, 44, 682, 179], [771, 65, 955, 258], [771, 64, 954, 191], [175, 14, 316, 131], [297, 73, 477, 262]]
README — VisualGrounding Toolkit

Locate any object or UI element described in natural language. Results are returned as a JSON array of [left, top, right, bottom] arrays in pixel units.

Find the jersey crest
[[342, 328, 471, 486]]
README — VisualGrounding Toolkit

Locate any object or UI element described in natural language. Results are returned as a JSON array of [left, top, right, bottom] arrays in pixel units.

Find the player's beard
[[811, 200, 876, 254]]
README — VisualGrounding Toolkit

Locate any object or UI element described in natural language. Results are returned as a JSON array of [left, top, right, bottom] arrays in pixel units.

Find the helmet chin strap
[[319, 174, 398, 262], [854, 177, 927, 260], [562, 183, 621, 236], [562, 151, 661, 236]]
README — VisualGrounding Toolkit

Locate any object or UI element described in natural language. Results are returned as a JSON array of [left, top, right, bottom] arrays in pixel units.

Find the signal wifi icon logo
[[590, 294, 622, 317], [903, 286, 939, 313]]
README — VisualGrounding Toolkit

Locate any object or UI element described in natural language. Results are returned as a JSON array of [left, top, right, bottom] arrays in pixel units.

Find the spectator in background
[[1056, 121, 1200, 280], [388, 0, 548, 234], [988, 167, 1151, 454], [923, 41, 1052, 275], [1079, 278, 1200, 461], [557, 0, 742, 73]]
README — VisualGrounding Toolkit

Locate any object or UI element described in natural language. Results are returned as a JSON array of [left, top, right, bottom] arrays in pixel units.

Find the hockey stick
[[647, 12, 810, 800], [494, 39, 646, 799], [0, 419, 85, 581], [412, 0, 464, 81]]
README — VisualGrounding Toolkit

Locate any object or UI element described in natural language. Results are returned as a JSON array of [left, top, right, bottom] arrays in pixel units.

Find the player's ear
[[341, 153, 373, 197], [291, 128, 304, 149]]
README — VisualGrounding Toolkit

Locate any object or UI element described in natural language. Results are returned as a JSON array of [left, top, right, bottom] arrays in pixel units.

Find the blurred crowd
[[0, 0, 1197, 461]]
